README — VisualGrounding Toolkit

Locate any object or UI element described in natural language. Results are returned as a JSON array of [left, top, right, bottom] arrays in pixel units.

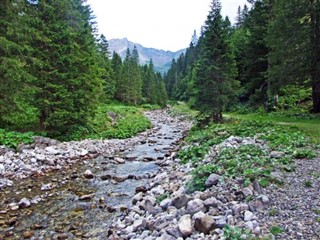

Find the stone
[[187, 199, 206, 215], [215, 216, 227, 229], [156, 233, 176, 240], [178, 214, 192, 238], [172, 194, 189, 209], [203, 197, 219, 208], [45, 146, 60, 155], [244, 211, 254, 221], [23, 231, 34, 239], [133, 218, 147, 231], [270, 151, 285, 159], [194, 214, 215, 234], [83, 170, 94, 179], [160, 198, 172, 210], [41, 183, 54, 191], [205, 173, 221, 187], [18, 198, 31, 208], [166, 226, 182, 238], [88, 146, 97, 154], [242, 188, 253, 197], [0, 164, 5, 174], [232, 203, 249, 215]]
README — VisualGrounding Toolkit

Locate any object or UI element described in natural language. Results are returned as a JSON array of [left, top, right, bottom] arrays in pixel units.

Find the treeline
[[164, 0, 320, 122], [0, 0, 167, 137]]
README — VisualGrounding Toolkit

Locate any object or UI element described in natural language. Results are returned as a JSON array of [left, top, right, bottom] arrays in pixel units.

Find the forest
[[165, 0, 320, 122], [0, 0, 167, 140], [1, 0, 320, 139]]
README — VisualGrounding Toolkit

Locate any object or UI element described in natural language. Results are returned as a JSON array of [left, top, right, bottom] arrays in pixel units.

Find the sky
[[87, 0, 249, 52]]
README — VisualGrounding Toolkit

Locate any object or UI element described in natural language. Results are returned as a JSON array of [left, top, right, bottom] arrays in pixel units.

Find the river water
[[0, 112, 186, 239]]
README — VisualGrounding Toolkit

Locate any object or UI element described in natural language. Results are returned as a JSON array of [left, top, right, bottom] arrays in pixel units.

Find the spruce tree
[[0, 0, 35, 127], [194, 0, 237, 122], [97, 34, 115, 101], [26, 0, 104, 135]]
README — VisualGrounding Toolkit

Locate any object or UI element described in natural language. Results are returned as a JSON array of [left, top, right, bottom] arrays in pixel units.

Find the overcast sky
[[87, 0, 249, 51]]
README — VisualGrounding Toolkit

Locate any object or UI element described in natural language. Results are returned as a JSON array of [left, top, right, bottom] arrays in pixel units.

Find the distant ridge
[[108, 38, 185, 74]]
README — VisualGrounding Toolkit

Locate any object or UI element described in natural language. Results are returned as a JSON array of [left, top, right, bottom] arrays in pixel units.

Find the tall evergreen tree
[[194, 0, 237, 122], [0, 0, 36, 127], [97, 34, 115, 101], [26, 0, 104, 135]]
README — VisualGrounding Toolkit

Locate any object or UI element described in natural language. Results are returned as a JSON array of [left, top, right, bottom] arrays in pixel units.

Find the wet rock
[[8, 203, 19, 211], [79, 193, 95, 201], [83, 169, 94, 179], [115, 157, 125, 164], [178, 214, 192, 238], [113, 175, 129, 182], [23, 231, 34, 239], [41, 183, 54, 191], [56, 233, 70, 240], [18, 198, 31, 208]]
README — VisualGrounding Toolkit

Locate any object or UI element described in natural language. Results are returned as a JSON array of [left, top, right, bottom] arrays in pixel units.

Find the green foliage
[[268, 208, 278, 216], [66, 104, 151, 141], [194, 0, 238, 122], [269, 226, 284, 236], [155, 192, 170, 203], [304, 180, 312, 188], [223, 225, 254, 240], [140, 104, 161, 110], [0, 129, 34, 149], [181, 117, 314, 191], [187, 164, 217, 192], [293, 149, 316, 159]]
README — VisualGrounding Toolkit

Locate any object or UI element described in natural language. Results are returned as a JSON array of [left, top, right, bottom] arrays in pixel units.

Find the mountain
[[108, 38, 185, 74]]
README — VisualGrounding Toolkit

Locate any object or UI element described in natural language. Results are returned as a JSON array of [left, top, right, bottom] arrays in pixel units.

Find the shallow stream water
[[0, 117, 184, 239]]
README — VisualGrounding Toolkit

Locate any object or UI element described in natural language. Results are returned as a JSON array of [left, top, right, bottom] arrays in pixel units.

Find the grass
[[225, 113, 320, 144], [169, 101, 199, 119], [65, 103, 152, 141]]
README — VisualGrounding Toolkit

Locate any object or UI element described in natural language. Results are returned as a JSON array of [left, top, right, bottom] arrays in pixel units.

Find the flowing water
[[0, 117, 184, 239]]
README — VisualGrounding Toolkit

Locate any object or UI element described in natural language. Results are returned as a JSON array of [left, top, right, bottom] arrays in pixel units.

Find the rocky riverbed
[[1, 109, 319, 240]]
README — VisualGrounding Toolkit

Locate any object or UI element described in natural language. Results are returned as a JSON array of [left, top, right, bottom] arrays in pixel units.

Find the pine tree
[[97, 34, 115, 101], [241, 0, 272, 106], [194, 0, 237, 122], [0, 0, 36, 127], [26, 0, 104, 135]]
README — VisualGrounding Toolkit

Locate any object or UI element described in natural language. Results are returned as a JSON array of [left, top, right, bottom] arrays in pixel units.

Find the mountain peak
[[108, 38, 185, 74]]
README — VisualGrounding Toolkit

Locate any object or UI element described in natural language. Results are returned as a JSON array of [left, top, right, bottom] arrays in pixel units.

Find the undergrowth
[[180, 119, 316, 192]]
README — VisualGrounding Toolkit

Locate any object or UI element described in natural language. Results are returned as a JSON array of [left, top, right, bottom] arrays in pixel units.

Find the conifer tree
[[0, 0, 35, 127], [97, 34, 115, 101], [27, 0, 104, 135], [194, 0, 237, 122]]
